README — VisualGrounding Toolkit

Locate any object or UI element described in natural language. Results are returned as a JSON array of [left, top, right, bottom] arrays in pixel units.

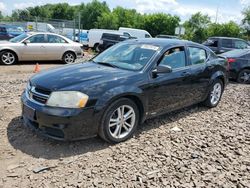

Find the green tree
[[0, 11, 3, 20], [242, 6, 250, 39], [80, 0, 110, 29], [50, 3, 76, 20], [183, 12, 211, 43], [142, 13, 180, 37], [207, 22, 241, 38]]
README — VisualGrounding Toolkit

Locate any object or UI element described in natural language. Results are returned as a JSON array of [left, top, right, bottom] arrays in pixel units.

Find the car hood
[[0, 41, 11, 44], [31, 62, 136, 91]]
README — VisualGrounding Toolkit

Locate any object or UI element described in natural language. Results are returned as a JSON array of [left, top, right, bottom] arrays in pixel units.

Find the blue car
[[0, 25, 25, 40]]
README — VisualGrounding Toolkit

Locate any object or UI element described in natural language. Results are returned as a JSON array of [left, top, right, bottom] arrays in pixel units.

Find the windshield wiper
[[94, 61, 119, 68]]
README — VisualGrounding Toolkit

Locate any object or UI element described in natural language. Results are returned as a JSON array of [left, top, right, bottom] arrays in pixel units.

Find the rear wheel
[[0, 51, 17, 65], [237, 69, 250, 84], [203, 79, 224, 108], [62, 52, 76, 64], [98, 98, 139, 143], [93, 43, 100, 53]]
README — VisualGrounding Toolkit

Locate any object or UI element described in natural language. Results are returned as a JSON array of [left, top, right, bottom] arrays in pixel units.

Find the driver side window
[[159, 47, 186, 69], [27, 34, 45, 43]]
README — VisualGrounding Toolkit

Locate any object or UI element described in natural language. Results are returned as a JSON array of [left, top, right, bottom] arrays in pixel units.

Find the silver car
[[0, 32, 84, 65]]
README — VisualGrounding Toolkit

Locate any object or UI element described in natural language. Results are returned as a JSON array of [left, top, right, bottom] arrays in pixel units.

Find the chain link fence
[[0, 17, 87, 42]]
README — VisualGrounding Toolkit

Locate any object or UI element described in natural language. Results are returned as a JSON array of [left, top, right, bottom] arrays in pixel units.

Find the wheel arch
[[94, 86, 146, 123]]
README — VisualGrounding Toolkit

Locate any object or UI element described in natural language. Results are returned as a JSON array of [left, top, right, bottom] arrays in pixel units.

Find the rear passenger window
[[233, 40, 248, 49], [188, 47, 207, 65], [221, 39, 233, 48], [159, 47, 186, 69], [205, 39, 218, 47]]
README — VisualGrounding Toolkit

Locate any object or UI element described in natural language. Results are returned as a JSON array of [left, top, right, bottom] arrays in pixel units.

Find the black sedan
[[221, 49, 250, 84], [21, 39, 228, 143]]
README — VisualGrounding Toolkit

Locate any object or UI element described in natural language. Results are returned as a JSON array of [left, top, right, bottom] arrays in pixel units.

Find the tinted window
[[28, 34, 45, 43], [145, 34, 151, 38], [188, 47, 206, 65], [233, 40, 249, 49], [47, 35, 67, 43], [221, 39, 233, 48], [159, 47, 186, 69]]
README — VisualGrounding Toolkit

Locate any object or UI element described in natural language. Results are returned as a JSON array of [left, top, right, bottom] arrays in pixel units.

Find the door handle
[[207, 65, 214, 70], [181, 71, 191, 76]]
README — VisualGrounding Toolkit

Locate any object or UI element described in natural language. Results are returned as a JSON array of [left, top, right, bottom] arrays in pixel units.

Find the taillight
[[227, 58, 236, 63]]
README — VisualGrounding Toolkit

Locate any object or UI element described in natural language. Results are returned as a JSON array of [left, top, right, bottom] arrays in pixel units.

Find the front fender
[[94, 85, 146, 112]]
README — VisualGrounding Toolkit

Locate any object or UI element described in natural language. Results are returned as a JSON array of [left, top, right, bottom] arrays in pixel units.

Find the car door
[[21, 34, 46, 60], [186, 46, 211, 103], [42, 34, 67, 60], [147, 46, 194, 116]]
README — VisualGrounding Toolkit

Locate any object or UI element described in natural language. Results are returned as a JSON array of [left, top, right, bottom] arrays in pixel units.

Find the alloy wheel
[[108, 105, 136, 139], [64, 53, 75, 64], [2, 52, 15, 65], [238, 70, 250, 84], [210, 83, 222, 105]]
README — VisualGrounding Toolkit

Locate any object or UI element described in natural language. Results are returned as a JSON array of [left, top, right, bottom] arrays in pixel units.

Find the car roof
[[208, 36, 244, 40], [125, 38, 207, 49]]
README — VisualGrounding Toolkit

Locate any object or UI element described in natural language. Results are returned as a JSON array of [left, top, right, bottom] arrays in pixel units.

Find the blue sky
[[0, 0, 249, 23]]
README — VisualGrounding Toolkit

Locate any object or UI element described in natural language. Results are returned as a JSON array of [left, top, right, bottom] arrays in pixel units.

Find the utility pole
[[215, 4, 219, 24], [78, 12, 81, 42]]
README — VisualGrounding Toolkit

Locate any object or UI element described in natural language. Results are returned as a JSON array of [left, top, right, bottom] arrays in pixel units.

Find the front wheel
[[0, 51, 17, 65], [98, 98, 139, 143], [62, 52, 76, 64], [203, 79, 224, 108], [237, 69, 250, 84]]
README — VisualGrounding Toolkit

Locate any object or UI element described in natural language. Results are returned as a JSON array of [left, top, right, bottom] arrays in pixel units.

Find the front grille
[[28, 86, 50, 105]]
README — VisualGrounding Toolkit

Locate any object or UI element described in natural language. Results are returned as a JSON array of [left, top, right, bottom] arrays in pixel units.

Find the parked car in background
[[156, 35, 179, 39], [0, 24, 25, 40], [21, 39, 228, 143], [0, 32, 83, 65], [221, 49, 250, 84], [203, 37, 250, 54], [119, 27, 152, 38], [86, 29, 131, 51], [98, 33, 135, 52]]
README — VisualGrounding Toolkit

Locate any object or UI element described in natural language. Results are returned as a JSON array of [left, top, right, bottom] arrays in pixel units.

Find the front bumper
[[21, 92, 100, 141]]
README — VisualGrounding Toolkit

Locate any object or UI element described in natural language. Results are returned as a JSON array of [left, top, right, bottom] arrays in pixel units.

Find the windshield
[[93, 43, 159, 71], [9, 33, 30, 43]]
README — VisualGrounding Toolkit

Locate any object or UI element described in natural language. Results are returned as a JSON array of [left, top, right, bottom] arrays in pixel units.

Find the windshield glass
[[9, 33, 30, 43], [93, 43, 159, 71]]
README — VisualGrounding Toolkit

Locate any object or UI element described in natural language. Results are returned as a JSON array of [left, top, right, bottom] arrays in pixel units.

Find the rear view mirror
[[152, 65, 172, 75]]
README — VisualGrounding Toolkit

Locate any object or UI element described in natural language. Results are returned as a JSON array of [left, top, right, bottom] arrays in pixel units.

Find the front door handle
[[181, 71, 191, 76]]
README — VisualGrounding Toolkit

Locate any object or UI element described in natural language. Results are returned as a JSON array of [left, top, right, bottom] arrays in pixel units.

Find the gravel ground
[[0, 58, 249, 188]]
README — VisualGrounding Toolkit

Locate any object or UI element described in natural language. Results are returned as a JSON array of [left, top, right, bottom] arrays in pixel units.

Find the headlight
[[46, 91, 89, 108]]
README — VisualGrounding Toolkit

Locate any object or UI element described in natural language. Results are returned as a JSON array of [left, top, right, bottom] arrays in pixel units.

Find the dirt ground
[[0, 59, 250, 188]]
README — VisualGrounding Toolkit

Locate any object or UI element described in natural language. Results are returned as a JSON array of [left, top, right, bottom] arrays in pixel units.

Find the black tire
[[237, 69, 250, 84], [62, 52, 76, 64], [203, 79, 224, 108], [0, 50, 17, 65], [93, 43, 100, 53], [98, 98, 139, 143]]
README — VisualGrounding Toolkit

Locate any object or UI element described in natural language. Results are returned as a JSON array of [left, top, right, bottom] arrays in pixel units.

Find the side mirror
[[23, 40, 30, 45], [152, 65, 172, 75]]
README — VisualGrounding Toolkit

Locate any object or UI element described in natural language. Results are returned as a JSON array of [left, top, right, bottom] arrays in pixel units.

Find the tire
[[93, 43, 100, 53], [237, 69, 250, 84], [0, 51, 17, 65], [203, 79, 224, 108], [62, 52, 76, 64], [98, 98, 139, 143]]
